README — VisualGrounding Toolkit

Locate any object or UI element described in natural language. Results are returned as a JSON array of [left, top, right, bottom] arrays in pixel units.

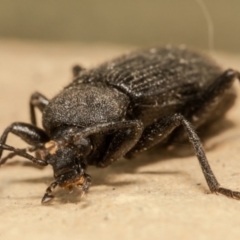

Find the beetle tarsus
[[214, 187, 240, 200]]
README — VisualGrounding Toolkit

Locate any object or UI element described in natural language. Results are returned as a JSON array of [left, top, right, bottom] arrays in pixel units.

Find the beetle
[[0, 45, 240, 204]]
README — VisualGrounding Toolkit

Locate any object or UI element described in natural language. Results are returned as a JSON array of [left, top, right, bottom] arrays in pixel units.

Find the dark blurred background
[[0, 0, 239, 52]]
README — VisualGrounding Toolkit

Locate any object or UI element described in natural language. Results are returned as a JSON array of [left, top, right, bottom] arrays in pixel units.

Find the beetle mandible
[[0, 46, 240, 204]]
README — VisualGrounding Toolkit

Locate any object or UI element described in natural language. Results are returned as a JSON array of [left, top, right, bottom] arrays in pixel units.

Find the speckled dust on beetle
[[0, 46, 240, 205]]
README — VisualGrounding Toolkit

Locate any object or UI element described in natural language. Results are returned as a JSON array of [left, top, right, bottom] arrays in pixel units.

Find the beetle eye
[[74, 137, 93, 156]]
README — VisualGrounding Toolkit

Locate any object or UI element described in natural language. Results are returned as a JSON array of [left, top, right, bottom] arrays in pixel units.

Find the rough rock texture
[[0, 40, 240, 240]]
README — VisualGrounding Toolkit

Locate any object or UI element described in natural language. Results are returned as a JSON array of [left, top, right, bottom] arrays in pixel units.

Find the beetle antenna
[[0, 146, 38, 165], [0, 143, 47, 166], [194, 0, 215, 55]]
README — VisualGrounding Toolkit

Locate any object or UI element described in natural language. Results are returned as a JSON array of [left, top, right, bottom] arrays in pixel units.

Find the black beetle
[[0, 46, 240, 204]]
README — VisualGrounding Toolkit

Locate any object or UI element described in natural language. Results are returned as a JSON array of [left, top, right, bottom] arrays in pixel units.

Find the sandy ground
[[0, 40, 240, 240]]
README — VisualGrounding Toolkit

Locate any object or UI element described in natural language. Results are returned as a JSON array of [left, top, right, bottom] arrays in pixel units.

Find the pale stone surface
[[0, 40, 240, 240]]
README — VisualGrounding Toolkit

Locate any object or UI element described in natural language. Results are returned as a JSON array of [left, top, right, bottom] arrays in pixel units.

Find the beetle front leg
[[126, 113, 240, 199], [0, 122, 49, 162]]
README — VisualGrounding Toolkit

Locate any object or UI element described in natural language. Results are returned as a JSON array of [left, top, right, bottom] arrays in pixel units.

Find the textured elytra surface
[[64, 46, 233, 129], [72, 46, 223, 98]]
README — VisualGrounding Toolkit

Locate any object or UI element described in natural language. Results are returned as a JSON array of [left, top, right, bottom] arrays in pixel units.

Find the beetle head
[[40, 139, 92, 191]]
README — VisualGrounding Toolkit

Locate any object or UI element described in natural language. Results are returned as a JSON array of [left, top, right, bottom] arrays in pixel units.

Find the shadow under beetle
[[1, 46, 240, 204]]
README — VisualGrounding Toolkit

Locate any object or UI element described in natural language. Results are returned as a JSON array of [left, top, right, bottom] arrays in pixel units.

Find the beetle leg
[[0, 122, 49, 159], [77, 120, 143, 168], [126, 114, 186, 157], [30, 92, 49, 126], [69, 121, 143, 167], [126, 113, 240, 199]]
